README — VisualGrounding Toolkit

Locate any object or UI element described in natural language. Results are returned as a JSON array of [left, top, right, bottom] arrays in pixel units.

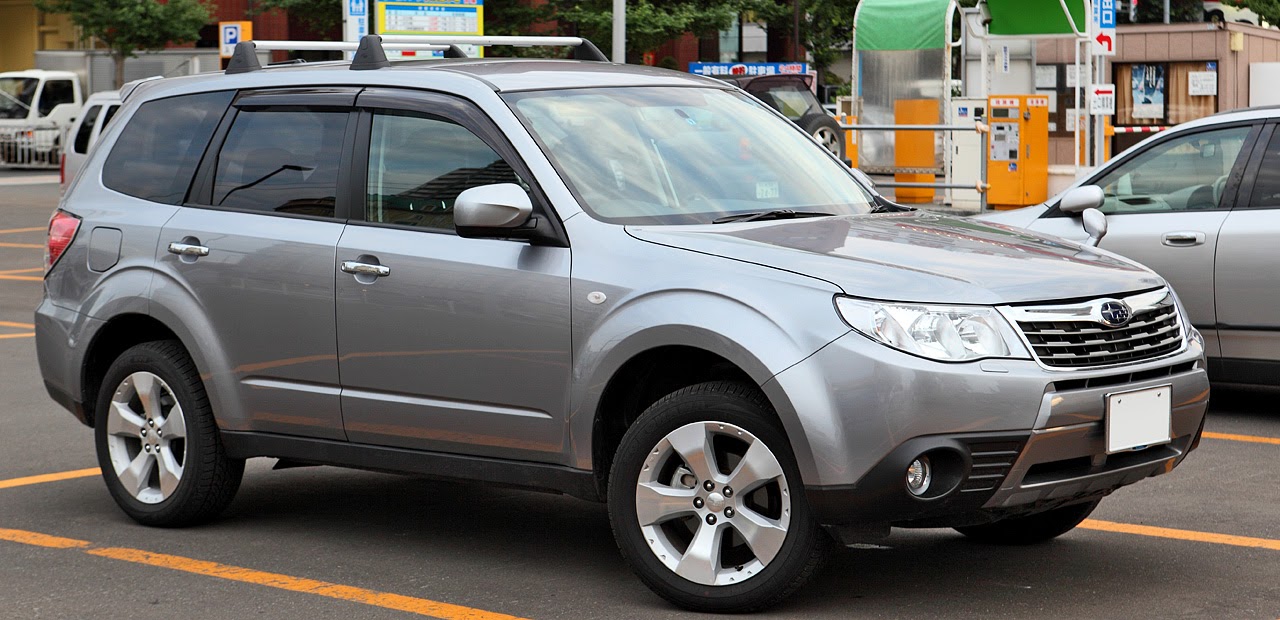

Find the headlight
[[835, 297, 1029, 362]]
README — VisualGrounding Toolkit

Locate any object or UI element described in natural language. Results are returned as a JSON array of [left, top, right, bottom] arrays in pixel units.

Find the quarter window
[[73, 105, 101, 154], [1090, 126, 1251, 215], [211, 109, 349, 218], [102, 90, 233, 205], [365, 111, 524, 230]]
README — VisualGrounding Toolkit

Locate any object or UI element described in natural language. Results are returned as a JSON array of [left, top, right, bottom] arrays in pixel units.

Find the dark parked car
[[723, 73, 845, 160]]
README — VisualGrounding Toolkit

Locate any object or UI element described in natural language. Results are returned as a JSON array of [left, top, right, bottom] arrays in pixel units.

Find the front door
[[335, 92, 572, 463], [1026, 123, 1260, 357]]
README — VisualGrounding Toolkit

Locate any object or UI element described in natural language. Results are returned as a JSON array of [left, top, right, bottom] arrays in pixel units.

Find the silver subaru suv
[[37, 35, 1209, 613]]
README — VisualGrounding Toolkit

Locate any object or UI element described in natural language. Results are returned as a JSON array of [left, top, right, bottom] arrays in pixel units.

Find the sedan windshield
[[0, 78, 37, 120], [506, 87, 874, 225]]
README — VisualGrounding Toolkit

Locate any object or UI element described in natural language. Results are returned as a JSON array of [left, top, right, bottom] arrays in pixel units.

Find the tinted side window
[[366, 111, 523, 230], [38, 80, 74, 116], [101, 104, 120, 127], [211, 109, 348, 218], [103, 91, 233, 205], [73, 105, 101, 154], [1090, 125, 1251, 215], [1247, 130, 1280, 209]]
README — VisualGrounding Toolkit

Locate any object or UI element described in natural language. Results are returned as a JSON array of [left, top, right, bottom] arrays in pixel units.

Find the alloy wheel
[[105, 371, 187, 504], [634, 421, 791, 587]]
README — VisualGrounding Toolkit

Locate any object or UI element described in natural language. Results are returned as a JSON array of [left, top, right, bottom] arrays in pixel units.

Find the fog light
[[906, 456, 932, 496]]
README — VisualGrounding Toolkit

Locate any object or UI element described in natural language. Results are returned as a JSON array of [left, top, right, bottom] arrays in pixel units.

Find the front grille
[[1016, 303, 1183, 368], [959, 439, 1024, 493]]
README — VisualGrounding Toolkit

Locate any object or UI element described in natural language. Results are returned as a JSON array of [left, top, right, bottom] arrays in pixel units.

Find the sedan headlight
[[835, 297, 1030, 362]]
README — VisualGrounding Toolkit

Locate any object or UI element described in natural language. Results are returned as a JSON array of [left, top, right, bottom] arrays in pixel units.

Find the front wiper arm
[[712, 209, 834, 224]]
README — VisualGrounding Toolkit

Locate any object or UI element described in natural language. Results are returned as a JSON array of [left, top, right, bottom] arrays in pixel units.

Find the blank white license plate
[[1106, 385, 1172, 454]]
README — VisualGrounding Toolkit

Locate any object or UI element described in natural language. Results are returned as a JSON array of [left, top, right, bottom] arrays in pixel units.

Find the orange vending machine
[[986, 95, 1049, 210]]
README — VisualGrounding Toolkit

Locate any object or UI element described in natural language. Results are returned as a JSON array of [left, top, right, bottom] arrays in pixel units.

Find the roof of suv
[[133, 58, 725, 102]]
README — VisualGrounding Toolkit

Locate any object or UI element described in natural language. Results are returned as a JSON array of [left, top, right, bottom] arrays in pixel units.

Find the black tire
[[607, 381, 832, 613], [95, 340, 244, 527], [954, 499, 1100, 545], [798, 113, 845, 160]]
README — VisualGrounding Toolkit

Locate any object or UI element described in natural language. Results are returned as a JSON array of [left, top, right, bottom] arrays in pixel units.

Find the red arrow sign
[[1096, 32, 1114, 52], [1094, 88, 1113, 96]]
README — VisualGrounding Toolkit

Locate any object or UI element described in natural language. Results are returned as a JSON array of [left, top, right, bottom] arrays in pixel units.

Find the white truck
[[0, 69, 83, 168]]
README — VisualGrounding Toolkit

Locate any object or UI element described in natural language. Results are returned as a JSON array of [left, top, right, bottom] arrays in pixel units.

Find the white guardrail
[[0, 123, 63, 169]]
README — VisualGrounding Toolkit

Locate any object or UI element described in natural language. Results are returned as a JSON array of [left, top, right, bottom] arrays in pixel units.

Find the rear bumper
[[34, 298, 96, 426]]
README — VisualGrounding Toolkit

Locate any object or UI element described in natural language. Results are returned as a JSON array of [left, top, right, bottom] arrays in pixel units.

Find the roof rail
[[225, 36, 462, 74], [377, 35, 609, 62], [225, 33, 610, 75]]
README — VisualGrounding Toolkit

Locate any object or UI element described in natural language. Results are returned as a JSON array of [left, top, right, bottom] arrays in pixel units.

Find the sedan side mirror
[[1082, 207, 1108, 247], [1059, 184, 1105, 214]]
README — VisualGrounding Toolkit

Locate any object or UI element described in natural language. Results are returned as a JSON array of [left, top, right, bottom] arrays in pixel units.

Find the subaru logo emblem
[[1099, 300, 1132, 328]]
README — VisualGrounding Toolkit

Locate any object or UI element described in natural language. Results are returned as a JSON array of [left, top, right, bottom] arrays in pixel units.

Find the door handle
[[1161, 231, 1206, 247], [340, 261, 390, 277], [167, 242, 209, 257]]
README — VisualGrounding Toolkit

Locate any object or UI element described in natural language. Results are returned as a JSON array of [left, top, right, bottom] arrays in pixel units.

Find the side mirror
[[1082, 207, 1108, 247], [455, 183, 534, 238], [44, 103, 79, 126], [1059, 184, 1105, 214]]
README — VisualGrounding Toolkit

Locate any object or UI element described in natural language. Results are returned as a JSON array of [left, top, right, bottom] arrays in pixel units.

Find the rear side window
[[72, 105, 101, 154], [210, 109, 348, 218], [1247, 130, 1280, 209], [103, 91, 233, 205], [37, 80, 74, 116], [101, 104, 120, 127]]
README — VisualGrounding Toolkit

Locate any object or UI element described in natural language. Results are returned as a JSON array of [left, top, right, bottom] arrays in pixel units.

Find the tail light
[[46, 210, 81, 274]]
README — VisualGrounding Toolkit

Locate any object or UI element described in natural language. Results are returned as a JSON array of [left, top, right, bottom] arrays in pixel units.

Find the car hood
[[627, 212, 1165, 305]]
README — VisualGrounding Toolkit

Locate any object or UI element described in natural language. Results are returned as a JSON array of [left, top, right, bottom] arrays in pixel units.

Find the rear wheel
[[954, 500, 1100, 545], [95, 340, 243, 527], [799, 113, 845, 160], [608, 381, 830, 613]]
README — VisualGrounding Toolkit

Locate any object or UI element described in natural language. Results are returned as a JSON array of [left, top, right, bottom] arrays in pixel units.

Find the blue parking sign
[[220, 23, 241, 58], [349, 0, 366, 17]]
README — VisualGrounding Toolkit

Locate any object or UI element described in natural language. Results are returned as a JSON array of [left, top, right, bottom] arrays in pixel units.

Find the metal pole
[[612, 0, 625, 63], [1163, 0, 1171, 24]]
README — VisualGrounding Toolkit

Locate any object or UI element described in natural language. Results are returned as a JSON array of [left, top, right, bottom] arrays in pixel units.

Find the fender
[[563, 218, 853, 486]]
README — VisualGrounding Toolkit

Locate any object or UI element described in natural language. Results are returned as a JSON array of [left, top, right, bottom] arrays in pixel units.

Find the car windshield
[[0, 78, 38, 119], [506, 86, 874, 225]]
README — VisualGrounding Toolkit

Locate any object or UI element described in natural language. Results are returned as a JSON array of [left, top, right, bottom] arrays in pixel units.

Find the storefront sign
[[688, 62, 809, 77], [376, 0, 483, 57], [1188, 71, 1218, 96]]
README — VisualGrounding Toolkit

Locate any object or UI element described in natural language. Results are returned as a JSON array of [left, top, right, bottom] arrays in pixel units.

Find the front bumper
[[764, 329, 1209, 530]]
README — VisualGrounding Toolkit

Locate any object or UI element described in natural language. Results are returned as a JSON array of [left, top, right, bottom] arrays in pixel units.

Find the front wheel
[[954, 500, 1100, 545], [607, 381, 830, 613], [95, 340, 244, 527]]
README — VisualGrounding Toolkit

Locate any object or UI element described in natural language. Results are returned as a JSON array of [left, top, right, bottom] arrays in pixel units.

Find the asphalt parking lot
[[0, 169, 1277, 619]]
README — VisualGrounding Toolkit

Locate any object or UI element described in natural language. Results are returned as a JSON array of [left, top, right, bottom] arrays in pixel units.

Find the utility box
[[948, 97, 987, 210], [986, 95, 1049, 210]]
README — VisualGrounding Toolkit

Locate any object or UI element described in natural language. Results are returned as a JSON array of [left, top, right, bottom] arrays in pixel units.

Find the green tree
[[35, 0, 214, 88], [547, 0, 741, 61], [1233, 0, 1280, 25]]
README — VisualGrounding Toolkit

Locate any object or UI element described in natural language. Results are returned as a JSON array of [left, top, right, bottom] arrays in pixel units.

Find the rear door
[[334, 89, 572, 463], [1025, 123, 1260, 356], [1214, 122, 1280, 373], [155, 88, 358, 439]]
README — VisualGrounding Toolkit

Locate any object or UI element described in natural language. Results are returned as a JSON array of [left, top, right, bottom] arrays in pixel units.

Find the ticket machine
[[986, 95, 1049, 210]]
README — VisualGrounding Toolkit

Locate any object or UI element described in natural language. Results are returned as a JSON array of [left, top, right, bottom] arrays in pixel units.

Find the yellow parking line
[[0, 526, 530, 620], [0, 227, 45, 235], [0, 468, 100, 490], [1203, 431, 1280, 446], [0, 529, 91, 549], [0, 333, 35, 340], [0, 242, 43, 249], [0, 274, 41, 281], [1080, 519, 1280, 551], [0, 320, 35, 329], [0, 267, 41, 275]]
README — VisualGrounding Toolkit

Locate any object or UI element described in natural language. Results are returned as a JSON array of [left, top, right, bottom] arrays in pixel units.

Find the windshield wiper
[[712, 209, 834, 224]]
